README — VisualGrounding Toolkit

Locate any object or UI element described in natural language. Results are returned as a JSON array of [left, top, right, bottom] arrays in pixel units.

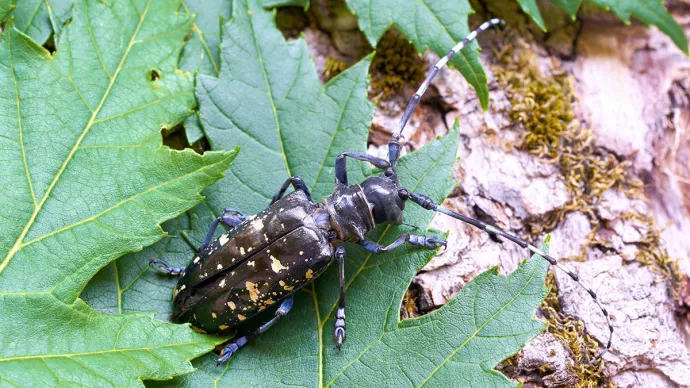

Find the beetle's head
[[361, 169, 406, 225]]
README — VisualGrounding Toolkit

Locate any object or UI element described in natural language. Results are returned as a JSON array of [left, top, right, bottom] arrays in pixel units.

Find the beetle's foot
[[334, 307, 346, 350], [334, 328, 346, 350], [215, 336, 249, 366], [422, 236, 447, 250], [149, 260, 185, 276], [215, 344, 239, 366]]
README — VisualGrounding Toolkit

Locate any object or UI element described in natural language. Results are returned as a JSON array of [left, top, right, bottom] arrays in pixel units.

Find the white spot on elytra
[[240, 247, 246, 255], [251, 218, 264, 230], [219, 279, 226, 288], [217, 264, 223, 270], [193, 256, 200, 264], [219, 234, 230, 246], [299, 251, 304, 255], [248, 261, 255, 267], [270, 255, 288, 273]]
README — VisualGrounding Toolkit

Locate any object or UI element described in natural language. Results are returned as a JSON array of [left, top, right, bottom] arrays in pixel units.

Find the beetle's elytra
[[151, 18, 613, 365], [172, 190, 332, 332]]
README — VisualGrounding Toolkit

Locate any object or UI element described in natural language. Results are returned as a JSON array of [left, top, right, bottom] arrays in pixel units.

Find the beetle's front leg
[[215, 294, 294, 365], [360, 234, 447, 253], [334, 246, 347, 349], [272, 176, 313, 204], [199, 208, 248, 251]]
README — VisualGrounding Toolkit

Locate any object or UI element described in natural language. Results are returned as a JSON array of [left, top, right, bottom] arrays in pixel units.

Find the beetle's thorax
[[323, 184, 375, 241], [360, 174, 405, 225]]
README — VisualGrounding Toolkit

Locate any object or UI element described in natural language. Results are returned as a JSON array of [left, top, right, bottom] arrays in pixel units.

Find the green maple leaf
[[83, 0, 549, 385], [0, 0, 16, 21], [516, 0, 546, 30], [1, 0, 231, 143], [550, 0, 582, 18], [178, 0, 233, 145], [0, 0, 240, 385], [3, 0, 72, 45], [516, 0, 688, 54], [586, 0, 688, 54], [261, 0, 490, 110], [178, 0, 232, 78]]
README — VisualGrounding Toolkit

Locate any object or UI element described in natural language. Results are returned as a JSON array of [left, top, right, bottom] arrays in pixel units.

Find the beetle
[[151, 18, 613, 365]]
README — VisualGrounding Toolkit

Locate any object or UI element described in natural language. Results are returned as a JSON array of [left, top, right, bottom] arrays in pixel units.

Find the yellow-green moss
[[322, 57, 347, 82], [542, 274, 616, 388], [620, 212, 683, 298], [493, 43, 682, 290], [401, 289, 420, 319], [491, 28, 684, 386], [369, 28, 426, 100]]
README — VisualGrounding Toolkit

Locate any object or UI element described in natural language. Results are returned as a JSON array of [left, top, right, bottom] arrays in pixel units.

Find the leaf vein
[[0, 0, 154, 277]]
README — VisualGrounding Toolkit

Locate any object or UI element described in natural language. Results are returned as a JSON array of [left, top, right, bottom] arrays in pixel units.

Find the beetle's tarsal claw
[[424, 237, 447, 249], [334, 328, 345, 350], [149, 259, 184, 276], [215, 342, 241, 366]]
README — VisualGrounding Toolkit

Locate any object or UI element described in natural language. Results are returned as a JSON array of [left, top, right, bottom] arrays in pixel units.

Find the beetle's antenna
[[403, 190, 612, 363], [388, 18, 505, 169]]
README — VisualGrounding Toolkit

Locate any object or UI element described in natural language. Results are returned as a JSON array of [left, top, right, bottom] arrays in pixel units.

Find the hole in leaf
[[149, 68, 161, 82], [275, 6, 309, 39]]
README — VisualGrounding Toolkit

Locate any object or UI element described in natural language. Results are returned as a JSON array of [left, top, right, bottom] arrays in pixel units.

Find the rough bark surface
[[298, 1, 690, 386]]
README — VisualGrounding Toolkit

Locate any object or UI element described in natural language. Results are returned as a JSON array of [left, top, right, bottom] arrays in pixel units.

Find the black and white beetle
[[151, 18, 613, 365]]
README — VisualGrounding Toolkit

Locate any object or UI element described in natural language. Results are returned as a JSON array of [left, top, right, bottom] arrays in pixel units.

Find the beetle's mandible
[[151, 19, 613, 366]]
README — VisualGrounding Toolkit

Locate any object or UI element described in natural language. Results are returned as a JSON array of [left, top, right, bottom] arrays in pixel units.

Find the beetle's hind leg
[[334, 246, 347, 349], [199, 208, 248, 251], [149, 260, 185, 275], [216, 295, 295, 365]]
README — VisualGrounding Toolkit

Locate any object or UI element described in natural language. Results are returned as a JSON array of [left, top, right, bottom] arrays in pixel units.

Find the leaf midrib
[[0, 0, 153, 276], [245, 0, 292, 178], [9, 25, 37, 207], [180, 0, 220, 74], [21, 0, 43, 35], [309, 66, 365, 193], [417, 261, 542, 387], [0, 340, 209, 362]]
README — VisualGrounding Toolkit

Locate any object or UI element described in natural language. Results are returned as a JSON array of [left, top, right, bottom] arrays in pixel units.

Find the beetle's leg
[[272, 176, 313, 203], [360, 234, 447, 253], [335, 152, 390, 185], [215, 295, 294, 365], [149, 260, 185, 275], [333, 246, 347, 349], [199, 208, 248, 251]]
